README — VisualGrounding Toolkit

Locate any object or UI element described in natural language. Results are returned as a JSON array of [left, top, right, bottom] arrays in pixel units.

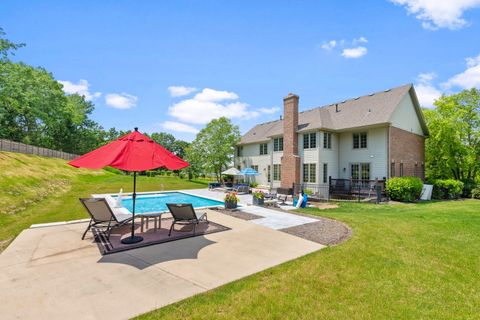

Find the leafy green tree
[[186, 117, 240, 181], [424, 89, 480, 190], [0, 27, 24, 61]]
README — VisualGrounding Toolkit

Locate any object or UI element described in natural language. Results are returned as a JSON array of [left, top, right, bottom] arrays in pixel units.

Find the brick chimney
[[281, 93, 300, 188]]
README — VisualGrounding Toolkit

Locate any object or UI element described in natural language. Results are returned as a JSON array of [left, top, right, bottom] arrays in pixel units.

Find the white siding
[[235, 142, 271, 185], [391, 94, 424, 135], [319, 131, 339, 182], [338, 127, 388, 180]]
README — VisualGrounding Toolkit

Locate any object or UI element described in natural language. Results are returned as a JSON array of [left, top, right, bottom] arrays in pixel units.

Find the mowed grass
[[136, 200, 480, 320], [0, 151, 209, 251]]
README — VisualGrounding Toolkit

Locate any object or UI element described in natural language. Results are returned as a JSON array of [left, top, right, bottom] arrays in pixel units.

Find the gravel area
[[212, 208, 263, 220], [280, 217, 352, 246], [213, 207, 351, 246]]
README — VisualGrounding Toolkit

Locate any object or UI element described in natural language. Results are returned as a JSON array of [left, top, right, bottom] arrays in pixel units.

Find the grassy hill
[[0, 151, 209, 251]]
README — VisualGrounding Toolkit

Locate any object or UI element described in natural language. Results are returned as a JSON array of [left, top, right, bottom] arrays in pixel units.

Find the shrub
[[471, 187, 480, 200], [249, 182, 259, 188], [103, 166, 124, 175], [253, 190, 265, 199], [386, 177, 423, 202], [432, 179, 464, 199]]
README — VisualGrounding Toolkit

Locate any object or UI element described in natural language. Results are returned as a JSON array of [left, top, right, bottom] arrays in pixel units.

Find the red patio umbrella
[[69, 128, 189, 244]]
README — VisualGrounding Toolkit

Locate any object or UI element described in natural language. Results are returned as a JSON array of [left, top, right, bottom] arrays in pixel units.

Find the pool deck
[[0, 208, 324, 320]]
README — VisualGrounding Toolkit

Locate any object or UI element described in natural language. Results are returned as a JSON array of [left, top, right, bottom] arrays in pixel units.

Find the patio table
[[138, 212, 164, 233]]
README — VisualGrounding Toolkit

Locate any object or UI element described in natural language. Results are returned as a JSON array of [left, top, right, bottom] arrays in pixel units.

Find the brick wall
[[389, 126, 425, 179], [281, 93, 301, 188]]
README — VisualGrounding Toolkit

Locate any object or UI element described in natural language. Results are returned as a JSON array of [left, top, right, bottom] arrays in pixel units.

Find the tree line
[[0, 28, 241, 178]]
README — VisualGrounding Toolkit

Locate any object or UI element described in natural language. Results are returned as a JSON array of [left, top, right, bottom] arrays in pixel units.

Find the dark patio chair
[[166, 203, 208, 236], [79, 198, 133, 240]]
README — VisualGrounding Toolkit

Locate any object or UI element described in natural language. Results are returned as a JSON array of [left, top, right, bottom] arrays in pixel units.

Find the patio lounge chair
[[166, 203, 209, 236], [233, 184, 249, 194], [79, 198, 133, 240]]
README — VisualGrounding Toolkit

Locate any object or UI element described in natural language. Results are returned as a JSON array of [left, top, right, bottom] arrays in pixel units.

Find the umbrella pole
[[121, 171, 144, 244]]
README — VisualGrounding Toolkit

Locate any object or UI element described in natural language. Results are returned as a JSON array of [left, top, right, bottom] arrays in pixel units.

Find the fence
[[0, 139, 78, 160]]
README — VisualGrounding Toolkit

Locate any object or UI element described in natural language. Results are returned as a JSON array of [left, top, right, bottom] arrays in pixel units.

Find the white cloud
[[353, 37, 368, 44], [321, 40, 337, 51], [168, 88, 260, 124], [415, 73, 442, 108], [341, 46, 368, 59], [105, 93, 138, 109], [167, 86, 197, 97], [193, 88, 239, 102], [258, 107, 280, 114], [160, 121, 199, 134], [58, 79, 101, 101], [443, 53, 480, 89], [390, 0, 480, 30]]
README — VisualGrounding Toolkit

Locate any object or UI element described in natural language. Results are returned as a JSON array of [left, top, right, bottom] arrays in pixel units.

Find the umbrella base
[[121, 235, 143, 244]]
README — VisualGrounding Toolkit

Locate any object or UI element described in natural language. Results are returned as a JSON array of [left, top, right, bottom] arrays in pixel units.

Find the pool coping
[[91, 189, 233, 215]]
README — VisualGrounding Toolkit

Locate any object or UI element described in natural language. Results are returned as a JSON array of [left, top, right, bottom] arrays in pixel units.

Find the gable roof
[[239, 84, 428, 145]]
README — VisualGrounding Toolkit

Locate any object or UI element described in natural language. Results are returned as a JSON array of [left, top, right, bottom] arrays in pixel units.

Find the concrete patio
[[0, 209, 324, 320]]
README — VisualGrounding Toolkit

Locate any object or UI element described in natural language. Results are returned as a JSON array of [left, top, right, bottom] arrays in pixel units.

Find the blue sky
[[2, 0, 480, 141]]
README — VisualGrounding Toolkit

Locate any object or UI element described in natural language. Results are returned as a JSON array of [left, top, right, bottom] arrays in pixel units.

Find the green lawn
[[136, 200, 480, 320], [0, 152, 209, 250]]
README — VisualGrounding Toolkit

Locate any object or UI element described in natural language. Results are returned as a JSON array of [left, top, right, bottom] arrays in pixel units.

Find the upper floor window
[[353, 132, 367, 149], [259, 143, 268, 155], [303, 133, 317, 149], [237, 146, 243, 157], [323, 132, 332, 149], [273, 137, 283, 152]]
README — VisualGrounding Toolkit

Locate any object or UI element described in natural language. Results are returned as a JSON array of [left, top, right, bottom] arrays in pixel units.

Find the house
[[234, 84, 428, 193]]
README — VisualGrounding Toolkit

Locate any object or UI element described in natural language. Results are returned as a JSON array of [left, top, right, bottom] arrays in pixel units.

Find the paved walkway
[[182, 189, 318, 230], [0, 210, 323, 320]]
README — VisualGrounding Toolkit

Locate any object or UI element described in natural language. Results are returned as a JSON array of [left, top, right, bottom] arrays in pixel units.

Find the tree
[[424, 89, 480, 191], [186, 117, 240, 181], [0, 27, 24, 62]]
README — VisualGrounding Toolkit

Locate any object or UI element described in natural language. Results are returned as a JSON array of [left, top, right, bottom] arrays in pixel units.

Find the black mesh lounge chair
[[166, 203, 208, 236], [79, 198, 133, 240]]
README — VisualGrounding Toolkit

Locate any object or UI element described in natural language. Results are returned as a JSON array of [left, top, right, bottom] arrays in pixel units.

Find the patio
[[0, 209, 323, 320]]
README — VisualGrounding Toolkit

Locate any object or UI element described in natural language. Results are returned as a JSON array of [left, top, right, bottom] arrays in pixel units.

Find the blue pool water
[[118, 192, 223, 214]]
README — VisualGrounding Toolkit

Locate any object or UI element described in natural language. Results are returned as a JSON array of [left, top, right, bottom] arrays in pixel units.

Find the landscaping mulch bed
[[280, 217, 352, 246]]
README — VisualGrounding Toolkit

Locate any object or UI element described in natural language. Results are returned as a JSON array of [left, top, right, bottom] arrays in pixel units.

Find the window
[[259, 143, 268, 155], [273, 164, 281, 181], [351, 163, 370, 180], [237, 146, 243, 157], [323, 163, 328, 183], [353, 132, 367, 149], [237, 165, 241, 170], [252, 165, 259, 172], [400, 163, 404, 177], [267, 165, 271, 182], [303, 133, 317, 149], [303, 164, 316, 183], [323, 132, 332, 149], [361, 163, 370, 180], [273, 137, 283, 152], [390, 162, 396, 177]]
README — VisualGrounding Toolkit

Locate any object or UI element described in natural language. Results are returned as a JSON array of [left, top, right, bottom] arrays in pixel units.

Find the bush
[[103, 166, 124, 175], [431, 179, 464, 199], [471, 187, 480, 200], [386, 177, 423, 202], [249, 182, 259, 188]]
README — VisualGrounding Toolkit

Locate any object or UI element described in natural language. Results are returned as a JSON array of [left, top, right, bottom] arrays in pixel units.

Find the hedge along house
[[234, 84, 429, 197]]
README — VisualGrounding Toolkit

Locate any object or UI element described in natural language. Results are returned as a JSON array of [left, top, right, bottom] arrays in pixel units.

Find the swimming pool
[[115, 192, 224, 214]]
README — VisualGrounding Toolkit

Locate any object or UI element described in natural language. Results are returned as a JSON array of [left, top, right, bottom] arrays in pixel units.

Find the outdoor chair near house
[[79, 198, 133, 240], [233, 183, 250, 194], [166, 203, 209, 236]]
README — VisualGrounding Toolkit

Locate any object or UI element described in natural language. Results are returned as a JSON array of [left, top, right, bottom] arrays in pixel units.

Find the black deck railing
[[292, 178, 386, 202]]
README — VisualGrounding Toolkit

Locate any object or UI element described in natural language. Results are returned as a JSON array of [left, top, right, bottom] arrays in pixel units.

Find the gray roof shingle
[[239, 84, 426, 144]]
